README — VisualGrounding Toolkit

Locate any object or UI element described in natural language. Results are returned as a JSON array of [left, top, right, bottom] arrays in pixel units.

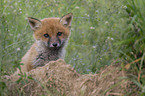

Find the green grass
[[1, 0, 145, 95]]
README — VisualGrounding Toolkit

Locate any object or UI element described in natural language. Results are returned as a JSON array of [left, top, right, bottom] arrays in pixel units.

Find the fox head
[[28, 13, 73, 49]]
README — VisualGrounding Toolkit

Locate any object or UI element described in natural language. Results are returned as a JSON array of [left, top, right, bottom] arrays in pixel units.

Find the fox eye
[[57, 32, 62, 36], [44, 34, 49, 38]]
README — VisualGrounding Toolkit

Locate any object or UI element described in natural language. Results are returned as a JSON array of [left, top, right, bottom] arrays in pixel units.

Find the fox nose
[[52, 43, 57, 47]]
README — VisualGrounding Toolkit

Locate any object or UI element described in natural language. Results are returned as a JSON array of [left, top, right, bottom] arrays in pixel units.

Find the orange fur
[[20, 13, 73, 72]]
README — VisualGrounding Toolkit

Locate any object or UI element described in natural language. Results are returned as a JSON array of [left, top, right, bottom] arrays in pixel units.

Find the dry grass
[[3, 59, 138, 96]]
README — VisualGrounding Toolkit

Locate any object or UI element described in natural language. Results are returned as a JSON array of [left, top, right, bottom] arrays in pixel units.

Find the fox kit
[[21, 13, 73, 72]]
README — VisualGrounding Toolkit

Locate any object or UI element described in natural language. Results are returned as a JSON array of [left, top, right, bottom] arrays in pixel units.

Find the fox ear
[[28, 17, 42, 31], [60, 13, 73, 28]]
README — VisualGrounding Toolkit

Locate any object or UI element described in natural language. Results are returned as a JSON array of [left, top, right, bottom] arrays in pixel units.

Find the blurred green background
[[1, 0, 145, 95]]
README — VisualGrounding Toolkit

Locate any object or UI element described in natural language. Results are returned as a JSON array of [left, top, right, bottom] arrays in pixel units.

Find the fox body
[[21, 13, 73, 72]]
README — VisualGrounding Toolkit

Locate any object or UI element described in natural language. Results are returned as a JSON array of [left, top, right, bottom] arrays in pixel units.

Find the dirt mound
[[3, 59, 137, 96]]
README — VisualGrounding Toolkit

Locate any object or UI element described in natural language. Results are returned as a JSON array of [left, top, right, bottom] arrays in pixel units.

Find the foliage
[[121, 0, 145, 95], [0, 0, 145, 95]]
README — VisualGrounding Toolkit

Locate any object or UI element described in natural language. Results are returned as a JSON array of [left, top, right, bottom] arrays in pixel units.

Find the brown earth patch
[[3, 59, 138, 96]]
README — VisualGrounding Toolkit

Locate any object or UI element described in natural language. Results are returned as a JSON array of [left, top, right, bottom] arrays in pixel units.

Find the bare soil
[[3, 59, 138, 96]]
